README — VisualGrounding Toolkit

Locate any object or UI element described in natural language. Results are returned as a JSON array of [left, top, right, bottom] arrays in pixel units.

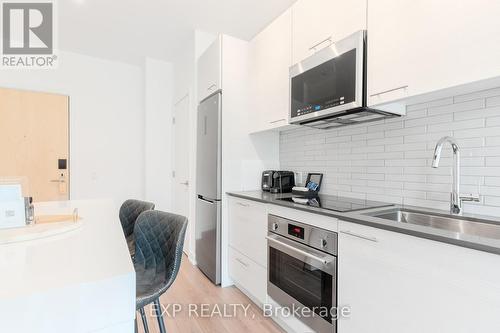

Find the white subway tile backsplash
[[454, 105, 500, 121], [367, 121, 403, 133], [280, 87, 500, 215], [454, 87, 500, 103], [386, 125, 426, 138], [485, 196, 500, 206], [485, 177, 500, 186], [428, 118, 484, 133], [404, 109, 427, 119], [367, 167, 404, 175], [428, 99, 484, 115], [406, 97, 453, 112], [486, 156, 500, 166], [486, 116, 500, 127], [404, 131, 453, 144], [404, 113, 452, 128], [486, 136, 500, 146], [486, 95, 500, 107], [461, 147, 500, 157], [454, 126, 500, 139]]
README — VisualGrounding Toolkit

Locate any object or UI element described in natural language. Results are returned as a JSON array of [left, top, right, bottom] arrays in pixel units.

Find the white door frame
[[172, 92, 195, 262]]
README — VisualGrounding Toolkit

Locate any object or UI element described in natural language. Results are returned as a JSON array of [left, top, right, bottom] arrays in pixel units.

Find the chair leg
[[139, 307, 150, 333], [154, 298, 167, 333]]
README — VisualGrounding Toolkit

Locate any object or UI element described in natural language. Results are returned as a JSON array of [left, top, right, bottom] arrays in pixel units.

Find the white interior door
[[172, 94, 191, 255]]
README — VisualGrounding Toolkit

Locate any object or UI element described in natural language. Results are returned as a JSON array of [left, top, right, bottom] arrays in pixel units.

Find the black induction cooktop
[[277, 194, 393, 212]]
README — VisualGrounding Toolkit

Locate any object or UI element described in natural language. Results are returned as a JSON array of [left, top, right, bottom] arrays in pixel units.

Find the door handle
[[309, 36, 333, 51], [369, 85, 408, 97], [266, 236, 332, 265], [235, 257, 249, 268], [198, 195, 215, 204], [50, 179, 65, 183], [180, 181, 189, 186]]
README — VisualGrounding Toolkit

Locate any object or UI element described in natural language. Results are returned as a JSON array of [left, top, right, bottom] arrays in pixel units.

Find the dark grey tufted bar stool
[[133, 210, 188, 333], [119, 199, 155, 258]]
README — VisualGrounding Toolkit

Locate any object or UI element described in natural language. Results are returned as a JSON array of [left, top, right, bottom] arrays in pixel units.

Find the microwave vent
[[300, 108, 399, 130]]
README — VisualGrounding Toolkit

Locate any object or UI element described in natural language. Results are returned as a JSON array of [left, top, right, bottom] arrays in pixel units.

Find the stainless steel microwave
[[289, 30, 403, 129]]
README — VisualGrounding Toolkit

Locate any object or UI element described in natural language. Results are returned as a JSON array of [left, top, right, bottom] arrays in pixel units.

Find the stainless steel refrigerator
[[195, 91, 222, 285]]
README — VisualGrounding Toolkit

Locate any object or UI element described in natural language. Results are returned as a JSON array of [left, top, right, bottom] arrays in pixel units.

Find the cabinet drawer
[[228, 197, 268, 267], [229, 247, 267, 305]]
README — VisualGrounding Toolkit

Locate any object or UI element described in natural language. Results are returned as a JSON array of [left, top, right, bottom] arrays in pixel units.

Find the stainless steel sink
[[366, 208, 500, 240]]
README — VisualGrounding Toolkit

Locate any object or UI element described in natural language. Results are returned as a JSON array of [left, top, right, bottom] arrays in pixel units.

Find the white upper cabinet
[[197, 36, 222, 102], [291, 0, 367, 65], [249, 8, 293, 133], [367, 0, 500, 107]]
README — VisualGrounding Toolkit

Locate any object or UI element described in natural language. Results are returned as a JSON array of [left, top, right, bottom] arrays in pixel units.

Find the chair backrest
[[134, 210, 188, 289], [119, 199, 155, 237]]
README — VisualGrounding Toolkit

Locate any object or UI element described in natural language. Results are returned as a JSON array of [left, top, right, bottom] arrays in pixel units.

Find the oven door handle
[[266, 236, 332, 265]]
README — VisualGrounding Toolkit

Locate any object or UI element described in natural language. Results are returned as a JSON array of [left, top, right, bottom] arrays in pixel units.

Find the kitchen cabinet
[[228, 247, 267, 305], [228, 197, 268, 267], [338, 220, 500, 333], [197, 36, 222, 102], [367, 0, 500, 107], [291, 0, 366, 65], [248, 9, 293, 133], [228, 197, 268, 304]]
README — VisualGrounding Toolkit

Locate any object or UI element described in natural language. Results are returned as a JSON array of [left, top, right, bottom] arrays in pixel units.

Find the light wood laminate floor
[[137, 254, 284, 333]]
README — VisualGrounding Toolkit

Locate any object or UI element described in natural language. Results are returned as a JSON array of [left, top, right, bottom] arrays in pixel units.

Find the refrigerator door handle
[[198, 195, 215, 204]]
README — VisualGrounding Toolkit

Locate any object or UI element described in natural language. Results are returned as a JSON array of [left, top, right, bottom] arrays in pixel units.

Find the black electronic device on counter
[[292, 172, 323, 198], [261, 170, 295, 193]]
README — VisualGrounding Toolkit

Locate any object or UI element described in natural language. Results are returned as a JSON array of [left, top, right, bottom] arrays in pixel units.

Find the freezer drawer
[[195, 196, 221, 284]]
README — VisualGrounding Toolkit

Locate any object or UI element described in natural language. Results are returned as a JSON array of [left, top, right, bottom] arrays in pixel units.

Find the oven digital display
[[288, 224, 304, 239]]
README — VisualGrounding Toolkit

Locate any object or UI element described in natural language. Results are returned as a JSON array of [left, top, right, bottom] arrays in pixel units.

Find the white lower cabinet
[[338, 220, 500, 333], [228, 197, 268, 267], [228, 197, 268, 304], [228, 246, 267, 305]]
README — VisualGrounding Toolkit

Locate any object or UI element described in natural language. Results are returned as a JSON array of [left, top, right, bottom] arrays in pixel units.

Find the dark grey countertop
[[227, 190, 500, 255]]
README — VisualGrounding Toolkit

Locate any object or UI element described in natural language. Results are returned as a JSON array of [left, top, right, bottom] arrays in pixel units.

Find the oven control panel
[[288, 223, 304, 239], [268, 214, 338, 256]]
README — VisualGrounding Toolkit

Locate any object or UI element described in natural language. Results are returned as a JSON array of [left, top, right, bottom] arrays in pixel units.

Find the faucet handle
[[460, 194, 480, 203]]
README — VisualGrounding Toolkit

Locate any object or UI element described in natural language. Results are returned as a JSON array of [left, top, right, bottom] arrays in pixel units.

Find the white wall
[[0, 51, 145, 204], [280, 86, 500, 217], [144, 58, 174, 211]]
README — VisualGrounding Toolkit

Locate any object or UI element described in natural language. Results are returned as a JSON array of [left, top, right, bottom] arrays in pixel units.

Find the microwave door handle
[[266, 236, 332, 265]]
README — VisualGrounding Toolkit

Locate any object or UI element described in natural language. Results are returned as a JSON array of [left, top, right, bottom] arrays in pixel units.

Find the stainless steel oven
[[267, 215, 338, 333]]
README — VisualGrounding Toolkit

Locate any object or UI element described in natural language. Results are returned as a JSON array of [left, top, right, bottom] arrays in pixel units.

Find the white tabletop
[[0, 199, 136, 332]]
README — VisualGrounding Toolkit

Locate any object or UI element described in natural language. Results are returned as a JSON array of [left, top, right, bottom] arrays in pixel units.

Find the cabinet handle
[[269, 119, 286, 124], [236, 202, 250, 207], [340, 230, 378, 243], [309, 36, 333, 51], [207, 84, 217, 91], [235, 257, 249, 267], [369, 85, 408, 97]]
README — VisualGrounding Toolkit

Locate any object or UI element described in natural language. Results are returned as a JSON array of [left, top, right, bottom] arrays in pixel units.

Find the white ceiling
[[59, 0, 296, 65]]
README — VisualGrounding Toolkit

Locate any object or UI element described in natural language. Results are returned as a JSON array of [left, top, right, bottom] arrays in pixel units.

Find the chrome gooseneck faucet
[[431, 136, 479, 215]]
